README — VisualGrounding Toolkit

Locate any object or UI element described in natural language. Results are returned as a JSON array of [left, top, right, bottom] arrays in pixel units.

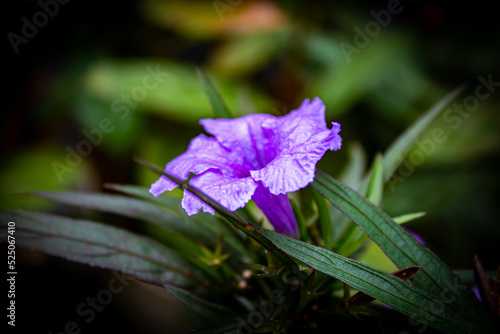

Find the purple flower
[[150, 97, 342, 238], [472, 285, 482, 302], [403, 226, 426, 246]]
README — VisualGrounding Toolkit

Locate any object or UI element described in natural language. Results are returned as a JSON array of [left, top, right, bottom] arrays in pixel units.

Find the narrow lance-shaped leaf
[[365, 153, 384, 206], [290, 200, 308, 243], [33, 190, 247, 259], [260, 229, 496, 334], [331, 143, 366, 244], [345, 266, 421, 308], [337, 87, 465, 242], [337, 142, 367, 190], [77, 186, 248, 277], [0, 210, 209, 289], [336, 153, 384, 256], [381, 84, 465, 181], [336, 88, 463, 252], [103, 183, 246, 244], [393, 212, 426, 224], [312, 171, 491, 325], [313, 189, 333, 250], [165, 285, 237, 322], [197, 68, 233, 118], [104, 182, 184, 208], [33, 191, 212, 242]]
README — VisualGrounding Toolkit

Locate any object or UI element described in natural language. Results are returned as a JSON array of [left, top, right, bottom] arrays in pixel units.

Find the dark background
[[4, 0, 499, 333]]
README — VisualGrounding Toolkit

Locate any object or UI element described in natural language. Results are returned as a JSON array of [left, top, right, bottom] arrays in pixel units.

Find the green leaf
[[197, 68, 233, 118], [0, 146, 93, 211], [104, 183, 238, 234], [365, 153, 384, 206], [35, 189, 236, 284], [260, 230, 495, 334], [330, 143, 366, 242], [83, 60, 272, 124], [313, 189, 333, 250], [337, 142, 367, 189], [308, 35, 410, 116], [290, 199, 308, 243], [209, 33, 284, 77], [0, 210, 208, 288], [334, 86, 465, 254], [103, 183, 248, 260], [312, 171, 492, 326], [382, 85, 465, 181], [133, 156, 296, 268], [165, 285, 236, 322], [334, 87, 463, 261], [393, 212, 426, 224], [33, 191, 226, 250], [103, 183, 183, 208], [335, 154, 384, 256]]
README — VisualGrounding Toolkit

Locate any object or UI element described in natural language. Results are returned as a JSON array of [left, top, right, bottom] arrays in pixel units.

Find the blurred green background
[[4, 0, 499, 333]]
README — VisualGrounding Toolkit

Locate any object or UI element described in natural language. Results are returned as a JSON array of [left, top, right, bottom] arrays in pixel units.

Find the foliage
[[1, 76, 497, 333]]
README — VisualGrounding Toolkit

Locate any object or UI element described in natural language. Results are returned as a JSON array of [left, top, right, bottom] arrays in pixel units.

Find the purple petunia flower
[[150, 97, 342, 238], [472, 285, 482, 302], [403, 226, 426, 246]]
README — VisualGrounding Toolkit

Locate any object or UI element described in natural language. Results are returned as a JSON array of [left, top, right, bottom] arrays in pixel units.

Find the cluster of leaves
[[1, 73, 497, 333]]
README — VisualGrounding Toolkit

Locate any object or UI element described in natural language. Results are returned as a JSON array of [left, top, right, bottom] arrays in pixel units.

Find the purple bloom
[[150, 97, 342, 238], [472, 285, 482, 302], [403, 226, 426, 246]]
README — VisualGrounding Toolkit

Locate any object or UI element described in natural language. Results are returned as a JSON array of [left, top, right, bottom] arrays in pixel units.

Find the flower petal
[[200, 114, 277, 170], [149, 134, 248, 197], [251, 120, 342, 195], [270, 97, 328, 145], [181, 170, 258, 215], [150, 176, 177, 197], [168, 134, 244, 178], [181, 190, 215, 216], [251, 183, 298, 238]]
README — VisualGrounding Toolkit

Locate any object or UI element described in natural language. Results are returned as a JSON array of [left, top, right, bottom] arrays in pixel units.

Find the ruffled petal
[[149, 176, 177, 197], [200, 114, 277, 170], [327, 122, 342, 151], [250, 99, 342, 195], [268, 97, 328, 147], [181, 190, 215, 215], [251, 183, 298, 238], [167, 134, 244, 177], [149, 134, 248, 197], [181, 170, 258, 215]]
